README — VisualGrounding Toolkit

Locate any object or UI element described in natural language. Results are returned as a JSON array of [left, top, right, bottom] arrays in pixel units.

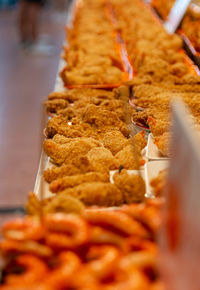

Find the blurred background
[[0, 0, 71, 206]]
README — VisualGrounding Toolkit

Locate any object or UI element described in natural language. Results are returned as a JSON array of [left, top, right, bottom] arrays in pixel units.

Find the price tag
[[164, 0, 191, 33], [160, 100, 200, 290]]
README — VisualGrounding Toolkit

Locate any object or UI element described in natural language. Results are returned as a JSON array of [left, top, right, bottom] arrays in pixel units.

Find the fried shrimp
[[44, 213, 89, 249]]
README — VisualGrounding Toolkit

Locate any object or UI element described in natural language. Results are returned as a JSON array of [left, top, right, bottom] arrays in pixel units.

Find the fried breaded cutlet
[[87, 147, 120, 171], [49, 172, 110, 193], [43, 137, 102, 165], [46, 104, 129, 139], [115, 144, 143, 169], [46, 116, 97, 139], [101, 130, 130, 155], [57, 182, 123, 207], [43, 157, 96, 183], [45, 89, 119, 115], [113, 169, 146, 203], [81, 104, 129, 137], [115, 132, 147, 169]]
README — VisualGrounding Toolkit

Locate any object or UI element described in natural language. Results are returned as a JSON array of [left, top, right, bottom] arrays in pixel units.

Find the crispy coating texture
[[49, 172, 110, 193], [115, 144, 143, 169], [113, 169, 146, 203], [57, 182, 123, 206], [43, 162, 92, 183], [101, 130, 130, 155], [115, 132, 147, 169], [46, 104, 129, 139], [60, 0, 124, 86], [81, 104, 129, 137], [46, 116, 97, 139], [87, 147, 120, 170], [43, 137, 102, 165]]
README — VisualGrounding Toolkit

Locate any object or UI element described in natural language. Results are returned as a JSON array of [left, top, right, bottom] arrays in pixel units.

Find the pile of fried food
[[152, 0, 200, 53], [61, 0, 127, 86], [27, 87, 147, 211], [111, 0, 200, 156], [0, 201, 165, 290]]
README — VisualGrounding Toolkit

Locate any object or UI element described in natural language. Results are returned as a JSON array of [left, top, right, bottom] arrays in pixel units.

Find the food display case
[[1, 0, 200, 289]]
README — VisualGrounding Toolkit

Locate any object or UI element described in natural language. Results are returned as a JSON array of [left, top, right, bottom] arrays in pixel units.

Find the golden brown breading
[[43, 159, 93, 183], [115, 144, 143, 169], [49, 172, 110, 193], [113, 169, 146, 203], [43, 137, 102, 165], [115, 131, 147, 169], [51, 134, 71, 145], [57, 182, 123, 206], [46, 116, 97, 139], [82, 104, 129, 137], [44, 99, 69, 114], [101, 130, 130, 155], [46, 89, 117, 116], [87, 147, 119, 171]]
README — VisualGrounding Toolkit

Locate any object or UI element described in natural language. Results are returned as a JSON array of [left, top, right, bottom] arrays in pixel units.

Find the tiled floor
[[0, 6, 66, 206]]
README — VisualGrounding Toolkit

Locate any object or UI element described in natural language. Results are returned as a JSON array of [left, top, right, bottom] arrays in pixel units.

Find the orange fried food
[[44, 213, 90, 249], [57, 182, 123, 207], [115, 132, 147, 169], [87, 147, 120, 171], [49, 172, 110, 193], [113, 169, 146, 203], [46, 116, 97, 139], [81, 104, 129, 137], [2, 254, 49, 287], [43, 137, 102, 165], [101, 130, 130, 155], [84, 210, 148, 238], [43, 156, 107, 183]]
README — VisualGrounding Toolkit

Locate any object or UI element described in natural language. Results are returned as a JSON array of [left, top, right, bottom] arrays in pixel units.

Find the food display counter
[[1, 0, 200, 289]]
